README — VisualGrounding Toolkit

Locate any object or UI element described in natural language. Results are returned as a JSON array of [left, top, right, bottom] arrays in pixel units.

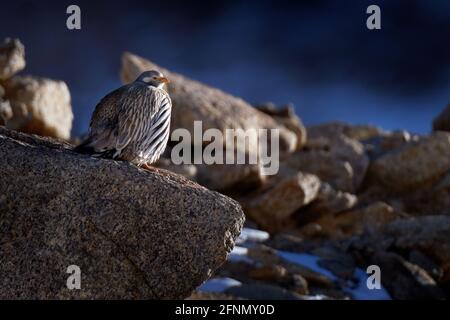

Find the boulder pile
[[122, 52, 450, 300], [1, 39, 449, 299], [0, 38, 73, 139], [0, 127, 244, 299]]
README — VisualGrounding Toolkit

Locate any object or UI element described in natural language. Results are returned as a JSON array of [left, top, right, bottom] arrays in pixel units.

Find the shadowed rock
[[0, 127, 244, 299], [225, 283, 303, 300], [304, 201, 406, 240], [383, 215, 450, 266], [432, 103, 450, 132], [295, 182, 357, 225], [367, 251, 445, 300], [402, 170, 450, 215]]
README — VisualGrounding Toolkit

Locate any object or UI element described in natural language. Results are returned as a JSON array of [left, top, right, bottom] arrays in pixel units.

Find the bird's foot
[[141, 162, 156, 171]]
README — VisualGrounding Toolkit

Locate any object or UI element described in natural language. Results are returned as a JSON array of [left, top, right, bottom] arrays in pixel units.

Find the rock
[[249, 267, 309, 296], [225, 283, 302, 300], [287, 151, 353, 193], [196, 162, 265, 192], [187, 291, 237, 300], [0, 127, 244, 299], [402, 171, 450, 215], [288, 274, 309, 296], [248, 264, 288, 282], [154, 157, 197, 180], [408, 250, 443, 281], [0, 38, 25, 81], [317, 258, 355, 281], [432, 103, 450, 132], [383, 216, 450, 267], [215, 261, 256, 285], [367, 251, 446, 300], [305, 202, 406, 239], [255, 102, 307, 149], [0, 99, 12, 125], [361, 202, 407, 234], [313, 183, 358, 215], [0, 85, 12, 125], [296, 223, 325, 239], [355, 184, 407, 212], [247, 245, 335, 288], [121, 52, 298, 154], [296, 182, 357, 225], [265, 233, 318, 253], [307, 121, 383, 141], [363, 130, 413, 161], [369, 132, 450, 192], [220, 248, 310, 296], [241, 171, 320, 231], [286, 134, 369, 193], [0, 100, 12, 126], [312, 246, 356, 280], [3, 76, 73, 139]]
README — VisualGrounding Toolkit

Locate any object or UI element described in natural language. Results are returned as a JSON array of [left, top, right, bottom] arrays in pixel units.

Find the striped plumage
[[75, 70, 172, 166]]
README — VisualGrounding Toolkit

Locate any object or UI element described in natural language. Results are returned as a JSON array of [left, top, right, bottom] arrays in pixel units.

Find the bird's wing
[[89, 85, 130, 131], [115, 85, 171, 154], [140, 88, 172, 159], [83, 85, 130, 153]]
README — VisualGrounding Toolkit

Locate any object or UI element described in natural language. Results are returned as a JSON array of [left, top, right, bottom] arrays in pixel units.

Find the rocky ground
[[1, 38, 449, 299]]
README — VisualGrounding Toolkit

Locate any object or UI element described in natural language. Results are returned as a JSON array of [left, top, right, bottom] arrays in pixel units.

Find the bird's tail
[[73, 139, 95, 154], [73, 139, 118, 159]]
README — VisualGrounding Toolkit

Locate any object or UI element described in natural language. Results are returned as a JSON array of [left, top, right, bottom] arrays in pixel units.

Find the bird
[[74, 70, 172, 169]]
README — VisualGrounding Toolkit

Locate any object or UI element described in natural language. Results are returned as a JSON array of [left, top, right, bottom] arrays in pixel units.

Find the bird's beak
[[156, 77, 170, 84]]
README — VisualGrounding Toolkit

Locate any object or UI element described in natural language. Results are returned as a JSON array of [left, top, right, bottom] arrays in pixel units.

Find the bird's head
[[135, 70, 170, 89]]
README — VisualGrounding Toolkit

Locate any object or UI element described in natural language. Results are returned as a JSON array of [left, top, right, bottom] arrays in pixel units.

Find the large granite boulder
[[0, 127, 244, 299]]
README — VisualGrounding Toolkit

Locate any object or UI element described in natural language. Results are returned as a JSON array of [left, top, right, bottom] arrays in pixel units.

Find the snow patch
[[277, 250, 391, 300], [236, 228, 270, 244], [198, 277, 242, 293], [227, 246, 253, 264], [345, 268, 391, 300], [278, 251, 337, 280]]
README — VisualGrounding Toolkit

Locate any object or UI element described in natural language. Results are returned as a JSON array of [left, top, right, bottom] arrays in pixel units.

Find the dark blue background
[[1, 0, 449, 136]]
